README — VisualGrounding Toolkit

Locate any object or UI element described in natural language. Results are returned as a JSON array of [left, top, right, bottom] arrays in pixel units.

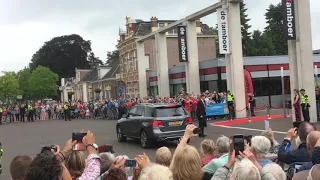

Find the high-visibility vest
[[0, 108, 2, 113], [64, 105, 68, 110], [227, 94, 234, 102], [28, 105, 33, 110], [301, 94, 308, 104]]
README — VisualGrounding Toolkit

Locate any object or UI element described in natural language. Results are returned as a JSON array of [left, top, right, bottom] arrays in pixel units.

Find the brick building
[[117, 16, 216, 98]]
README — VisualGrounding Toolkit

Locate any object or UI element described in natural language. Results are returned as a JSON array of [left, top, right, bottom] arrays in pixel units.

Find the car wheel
[[140, 130, 152, 149], [117, 126, 127, 142]]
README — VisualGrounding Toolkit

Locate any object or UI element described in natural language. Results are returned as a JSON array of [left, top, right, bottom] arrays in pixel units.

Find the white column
[[186, 20, 201, 95], [225, 55, 233, 92], [136, 41, 148, 98], [288, 41, 299, 122], [155, 32, 170, 97], [61, 78, 65, 102], [228, 1, 246, 118], [295, 0, 316, 122], [83, 83, 88, 103], [100, 84, 103, 100]]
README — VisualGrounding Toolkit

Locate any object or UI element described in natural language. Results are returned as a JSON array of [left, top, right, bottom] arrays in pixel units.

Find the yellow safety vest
[[28, 105, 33, 110], [301, 94, 308, 104], [0, 108, 2, 113], [64, 105, 68, 110], [227, 94, 233, 102]]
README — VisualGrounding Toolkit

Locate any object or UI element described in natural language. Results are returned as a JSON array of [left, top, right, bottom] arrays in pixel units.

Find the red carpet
[[211, 114, 292, 126]]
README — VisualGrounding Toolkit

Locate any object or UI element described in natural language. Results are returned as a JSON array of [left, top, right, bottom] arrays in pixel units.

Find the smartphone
[[244, 135, 253, 146], [193, 128, 202, 134], [293, 121, 303, 134], [98, 145, 114, 153], [233, 135, 244, 156], [72, 132, 87, 151], [124, 159, 137, 167], [72, 132, 87, 142]]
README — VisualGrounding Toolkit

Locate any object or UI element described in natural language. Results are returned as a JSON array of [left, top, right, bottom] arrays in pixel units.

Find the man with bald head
[[297, 131, 320, 172], [278, 122, 315, 164]]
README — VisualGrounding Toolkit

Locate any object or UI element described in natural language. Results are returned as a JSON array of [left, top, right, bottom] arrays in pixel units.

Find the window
[[167, 23, 177, 35], [129, 107, 137, 116], [136, 106, 145, 116], [154, 106, 186, 117], [159, 23, 165, 28], [127, 53, 130, 60]]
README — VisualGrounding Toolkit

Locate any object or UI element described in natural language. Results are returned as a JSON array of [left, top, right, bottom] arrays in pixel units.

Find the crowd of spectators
[[7, 121, 320, 180]]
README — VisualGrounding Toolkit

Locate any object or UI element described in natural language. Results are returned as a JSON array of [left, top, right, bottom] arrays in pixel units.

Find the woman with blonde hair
[[200, 139, 219, 166], [171, 145, 203, 180], [65, 151, 86, 179]]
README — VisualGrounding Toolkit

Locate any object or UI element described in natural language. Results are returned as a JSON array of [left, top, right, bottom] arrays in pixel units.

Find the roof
[[135, 22, 152, 36], [102, 62, 120, 79], [81, 68, 98, 82], [134, 21, 213, 36]]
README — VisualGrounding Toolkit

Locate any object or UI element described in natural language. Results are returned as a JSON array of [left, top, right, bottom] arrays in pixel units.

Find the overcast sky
[[0, 0, 319, 73]]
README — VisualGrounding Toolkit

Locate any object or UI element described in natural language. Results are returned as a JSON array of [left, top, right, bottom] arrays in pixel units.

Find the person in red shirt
[[183, 95, 192, 116]]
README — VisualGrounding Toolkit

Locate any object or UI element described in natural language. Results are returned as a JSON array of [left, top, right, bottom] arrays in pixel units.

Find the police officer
[[64, 102, 71, 121], [227, 90, 235, 119], [27, 103, 34, 122], [300, 89, 310, 121]]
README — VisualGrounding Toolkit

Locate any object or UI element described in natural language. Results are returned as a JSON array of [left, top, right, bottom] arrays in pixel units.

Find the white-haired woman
[[250, 136, 276, 167], [212, 148, 277, 180]]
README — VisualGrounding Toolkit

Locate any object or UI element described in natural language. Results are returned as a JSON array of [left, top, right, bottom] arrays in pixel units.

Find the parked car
[[116, 103, 192, 148]]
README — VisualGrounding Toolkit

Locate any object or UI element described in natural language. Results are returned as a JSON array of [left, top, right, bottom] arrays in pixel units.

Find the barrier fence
[[204, 103, 291, 120]]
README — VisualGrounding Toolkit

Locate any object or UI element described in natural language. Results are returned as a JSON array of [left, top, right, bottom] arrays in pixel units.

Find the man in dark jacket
[[196, 94, 207, 137], [297, 131, 320, 172], [278, 122, 315, 164]]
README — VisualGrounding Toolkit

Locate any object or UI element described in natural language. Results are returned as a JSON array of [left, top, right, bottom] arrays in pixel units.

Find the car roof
[[136, 103, 180, 108]]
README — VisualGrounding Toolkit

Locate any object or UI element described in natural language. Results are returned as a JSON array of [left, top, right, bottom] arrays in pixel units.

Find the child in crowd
[[85, 108, 90, 119], [200, 139, 219, 167]]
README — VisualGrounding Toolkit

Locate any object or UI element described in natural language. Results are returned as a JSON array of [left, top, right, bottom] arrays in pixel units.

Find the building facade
[[147, 55, 320, 108], [117, 16, 216, 98]]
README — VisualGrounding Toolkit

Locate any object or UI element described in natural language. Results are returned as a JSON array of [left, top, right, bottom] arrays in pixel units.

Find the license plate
[[169, 121, 182, 126]]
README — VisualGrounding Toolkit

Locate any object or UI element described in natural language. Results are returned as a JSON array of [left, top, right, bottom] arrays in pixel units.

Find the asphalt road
[[0, 117, 301, 179]]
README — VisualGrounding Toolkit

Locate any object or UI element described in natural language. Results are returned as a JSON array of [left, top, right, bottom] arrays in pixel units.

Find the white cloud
[[0, 0, 319, 73]]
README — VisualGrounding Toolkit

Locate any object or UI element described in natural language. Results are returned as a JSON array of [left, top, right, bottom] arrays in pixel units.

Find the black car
[[116, 103, 192, 148]]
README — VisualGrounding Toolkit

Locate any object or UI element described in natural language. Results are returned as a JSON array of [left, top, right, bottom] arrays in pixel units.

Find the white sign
[[17, 95, 22, 99], [217, 8, 230, 54]]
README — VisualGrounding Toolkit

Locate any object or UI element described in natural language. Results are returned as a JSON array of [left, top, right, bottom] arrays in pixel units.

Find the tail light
[[186, 117, 193, 124], [151, 120, 164, 127]]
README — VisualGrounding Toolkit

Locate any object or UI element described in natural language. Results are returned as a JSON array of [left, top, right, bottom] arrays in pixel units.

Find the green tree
[[246, 30, 276, 56], [106, 49, 120, 66], [264, 3, 288, 55], [29, 34, 95, 79], [0, 72, 20, 102], [88, 52, 103, 68], [28, 66, 59, 99], [17, 68, 31, 99], [240, 1, 252, 56]]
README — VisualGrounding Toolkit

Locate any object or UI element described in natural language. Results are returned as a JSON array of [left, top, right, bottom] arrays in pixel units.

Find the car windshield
[[155, 106, 186, 117]]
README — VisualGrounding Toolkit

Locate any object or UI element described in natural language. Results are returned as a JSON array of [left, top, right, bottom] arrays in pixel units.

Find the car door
[[131, 106, 145, 137], [123, 106, 138, 136]]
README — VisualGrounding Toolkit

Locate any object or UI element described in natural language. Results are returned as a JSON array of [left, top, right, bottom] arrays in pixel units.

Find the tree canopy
[[264, 3, 288, 55], [0, 72, 20, 102], [106, 49, 120, 66], [240, 2, 252, 56], [29, 34, 96, 79], [17, 68, 31, 99], [28, 66, 59, 99]]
